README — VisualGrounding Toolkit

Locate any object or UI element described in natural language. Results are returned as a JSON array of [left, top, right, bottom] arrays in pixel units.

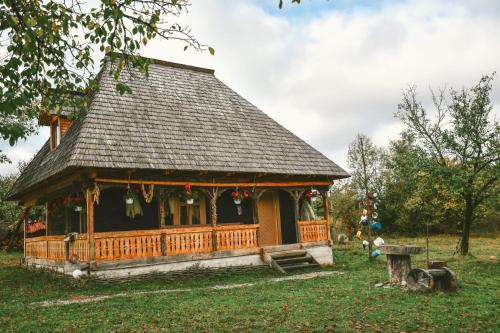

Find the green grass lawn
[[1, 235, 498, 332]]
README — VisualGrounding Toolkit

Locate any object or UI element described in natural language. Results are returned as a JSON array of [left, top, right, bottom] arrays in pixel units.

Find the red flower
[[63, 198, 69, 205], [185, 184, 191, 191], [243, 190, 249, 198], [305, 191, 312, 199]]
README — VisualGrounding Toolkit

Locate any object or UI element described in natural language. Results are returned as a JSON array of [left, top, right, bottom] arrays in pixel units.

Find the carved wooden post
[[322, 190, 331, 240], [45, 202, 49, 258], [286, 189, 304, 243], [23, 208, 28, 259], [251, 189, 266, 246], [86, 187, 95, 267], [210, 187, 218, 252]]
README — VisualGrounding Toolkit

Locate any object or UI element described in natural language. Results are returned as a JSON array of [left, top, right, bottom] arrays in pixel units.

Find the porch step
[[263, 249, 321, 273], [269, 250, 308, 260], [274, 254, 315, 265]]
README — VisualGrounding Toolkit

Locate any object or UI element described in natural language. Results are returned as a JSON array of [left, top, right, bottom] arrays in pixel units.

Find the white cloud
[[142, 0, 500, 170], [2, 0, 499, 175]]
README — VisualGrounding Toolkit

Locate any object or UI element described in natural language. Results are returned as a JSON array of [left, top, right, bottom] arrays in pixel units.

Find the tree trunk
[[460, 196, 473, 256]]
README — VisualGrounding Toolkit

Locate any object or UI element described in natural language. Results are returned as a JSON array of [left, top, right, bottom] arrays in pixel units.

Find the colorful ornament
[[370, 221, 382, 231]]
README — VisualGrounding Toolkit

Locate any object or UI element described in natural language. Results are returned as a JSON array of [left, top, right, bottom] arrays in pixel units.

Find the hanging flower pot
[[124, 188, 137, 205], [186, 198, 194, 205], [231, 191, 242, 205]]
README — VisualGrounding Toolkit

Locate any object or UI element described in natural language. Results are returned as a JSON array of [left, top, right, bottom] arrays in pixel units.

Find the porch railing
[[298, 220, 330, 243], [25, 224, 259, 262]]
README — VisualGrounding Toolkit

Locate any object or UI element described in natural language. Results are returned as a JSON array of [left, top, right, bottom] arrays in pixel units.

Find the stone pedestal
[[380, 245, 424, 285]]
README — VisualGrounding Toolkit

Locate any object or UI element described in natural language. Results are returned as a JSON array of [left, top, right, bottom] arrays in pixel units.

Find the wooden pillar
[[287, 189, 304, 244], [86, 187, 95, 266], [159, 195, 165, 229], [23, 208, 28, 259], [210, 187, 218, 252], [45, 202, 49, 258], [322, 191, 331, 240]]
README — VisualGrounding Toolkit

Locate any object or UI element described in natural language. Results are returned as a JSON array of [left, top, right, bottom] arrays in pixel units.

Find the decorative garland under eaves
[[141, 183, 154, 203]]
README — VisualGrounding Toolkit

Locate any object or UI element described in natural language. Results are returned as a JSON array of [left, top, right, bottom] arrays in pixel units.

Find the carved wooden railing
[[68, 234, 88, 261], [94, 230, 164, 261], [25, 236, 48, 258], [25, 224, 260, 262], [164, 226, 213, 256], [298, 220, 330, 243], [215, 224, 259, 251], [92, 224, 259, 261], [47, 236, 65, 260]]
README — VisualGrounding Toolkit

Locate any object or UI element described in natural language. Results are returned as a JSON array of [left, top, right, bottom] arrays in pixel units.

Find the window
[[50, 118, 60, 150]]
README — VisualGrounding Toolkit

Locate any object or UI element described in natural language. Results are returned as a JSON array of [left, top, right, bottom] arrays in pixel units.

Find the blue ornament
[[371, 249, 381, 257], [370, 221, 382, 231]]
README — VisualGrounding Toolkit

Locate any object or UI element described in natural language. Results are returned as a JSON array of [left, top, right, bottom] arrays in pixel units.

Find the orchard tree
[[397, 74, 499, 255]]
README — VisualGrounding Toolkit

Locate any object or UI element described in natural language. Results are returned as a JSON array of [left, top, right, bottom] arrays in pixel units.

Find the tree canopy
[[0, 0, 210, 162]]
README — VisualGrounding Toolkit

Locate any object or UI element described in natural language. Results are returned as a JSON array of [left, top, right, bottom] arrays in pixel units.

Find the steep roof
[[9, 58, 349, 199]]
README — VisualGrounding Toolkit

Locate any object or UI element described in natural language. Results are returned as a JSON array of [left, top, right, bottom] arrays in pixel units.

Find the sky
[[1, 0, 500, 175]]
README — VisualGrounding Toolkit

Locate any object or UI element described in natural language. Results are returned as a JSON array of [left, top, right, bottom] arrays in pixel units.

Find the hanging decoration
[[373, 237, 385, 247], [230, 188, 250, 215], [370, 221, 382, 231], [358, 191, 383, 260], [90, 183, 100, 205], [180, 184, 196, 204], [355, 230, 363, 240], [231, 189, 242, 205], [124, 185, 143, 219], [64, 194, 85, 212], [141, 183, 154, 203]]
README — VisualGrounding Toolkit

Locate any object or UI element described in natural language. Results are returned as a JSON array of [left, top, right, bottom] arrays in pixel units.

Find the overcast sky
[[1, 0, 499, 176]]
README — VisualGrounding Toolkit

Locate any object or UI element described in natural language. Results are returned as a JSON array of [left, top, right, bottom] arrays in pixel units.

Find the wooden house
[[8, 57, 349, 278]]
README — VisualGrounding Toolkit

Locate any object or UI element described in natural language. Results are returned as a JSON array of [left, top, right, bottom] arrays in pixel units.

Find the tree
[[328, 182, 360, 236], [0, 0, 210, 161], [347, 134, 386, 197], [397, 74, 499, 255], [381, 133, 462, 235], [347, 134, 386, 260]]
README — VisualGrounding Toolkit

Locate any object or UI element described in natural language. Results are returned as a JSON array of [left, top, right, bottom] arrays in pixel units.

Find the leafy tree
[[347, 134, 386, 197], [381, 133, 462, 235], [329, 182, 360, 236], [0, 173, 23, 225], [0, 0, 209, 161], [397, 74, 499, 255]]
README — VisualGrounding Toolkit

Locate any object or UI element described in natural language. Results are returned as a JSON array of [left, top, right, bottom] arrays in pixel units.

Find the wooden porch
[[24, 220, 329, 264]]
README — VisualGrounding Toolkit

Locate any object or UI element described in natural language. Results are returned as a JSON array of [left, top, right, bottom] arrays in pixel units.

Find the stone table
[[380, 245, 424, 285]]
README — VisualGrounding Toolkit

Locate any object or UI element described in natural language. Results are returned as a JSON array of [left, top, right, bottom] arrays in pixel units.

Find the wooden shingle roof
[[9, 59, 348, 199]]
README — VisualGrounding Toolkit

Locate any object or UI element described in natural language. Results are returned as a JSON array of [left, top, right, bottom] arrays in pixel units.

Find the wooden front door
[[258, 191, 281, 246]]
